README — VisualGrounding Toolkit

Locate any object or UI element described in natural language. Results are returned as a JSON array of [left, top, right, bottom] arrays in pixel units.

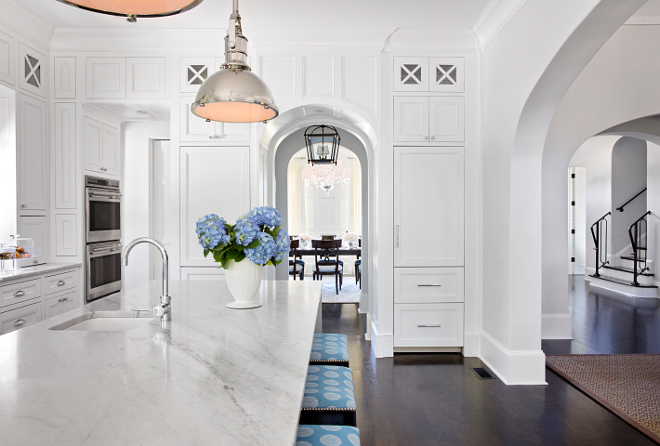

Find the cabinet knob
[[33, 260, 38, 264], [58, 297, 65, 302], [424, 136, 428, 140], [57, 280, 66, 286], [21, 204, 26, 208], [59, 297, 69, 302], [431, 136, 435, 140], [14, 319, 25, 327], [208, 136, 213, 140]]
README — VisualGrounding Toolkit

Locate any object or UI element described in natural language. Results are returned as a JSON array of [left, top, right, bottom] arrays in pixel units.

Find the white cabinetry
[[42, 289, 78, 319], [394, 97, 465, 143], [0, 30, 15, 86], [19, 43, 46, 97], [0, 302, 41, 335], [394, 147, 464, 267], [127, 57, 166, 99], [180, 146, 250, 266], [18, 215, 48, 266], [394, 57, 464, 93], [54, 103, 76, 209], [17, 94, 48, 211], [179, 96, 249, 143], [84, 117, 120, 177], [394, 303, 464, 347], [54, 57, 76, 99], [86, 57, 125, 99]]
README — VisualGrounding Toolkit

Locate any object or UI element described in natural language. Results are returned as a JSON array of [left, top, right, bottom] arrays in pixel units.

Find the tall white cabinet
[[17, 94, 48, 211]]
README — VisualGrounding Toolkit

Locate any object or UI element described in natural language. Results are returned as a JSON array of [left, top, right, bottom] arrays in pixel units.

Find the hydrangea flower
[[248, 206, 282, 228], [195, 214, 229, 249], [234, 214, 260, 246], [273, 229, 291, 263], [245, 232, 277, 265]]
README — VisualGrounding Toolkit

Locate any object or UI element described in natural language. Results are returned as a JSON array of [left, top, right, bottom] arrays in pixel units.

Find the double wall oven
[[85, 176, 122, 302]]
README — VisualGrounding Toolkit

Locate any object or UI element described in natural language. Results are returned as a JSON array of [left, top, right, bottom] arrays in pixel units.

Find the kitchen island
[[0, 280, 323, 446]]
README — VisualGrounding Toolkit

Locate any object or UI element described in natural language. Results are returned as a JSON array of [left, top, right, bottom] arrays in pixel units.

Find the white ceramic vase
[[224, 259, 263, 309]]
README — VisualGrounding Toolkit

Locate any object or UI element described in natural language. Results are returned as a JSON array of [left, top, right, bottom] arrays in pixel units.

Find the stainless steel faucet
[[122, 237, 171, 321]]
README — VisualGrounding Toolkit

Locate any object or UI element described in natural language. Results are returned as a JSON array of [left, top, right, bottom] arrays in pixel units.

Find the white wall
[[648, 142, 660, 278], [122, 120, 170, 291]]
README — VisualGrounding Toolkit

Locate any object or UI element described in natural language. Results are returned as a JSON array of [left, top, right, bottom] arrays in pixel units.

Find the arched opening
[[258, 104, 376, 323]]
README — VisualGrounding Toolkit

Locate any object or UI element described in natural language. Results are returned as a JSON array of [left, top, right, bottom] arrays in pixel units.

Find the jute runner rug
[[546, 354, 660, 443]]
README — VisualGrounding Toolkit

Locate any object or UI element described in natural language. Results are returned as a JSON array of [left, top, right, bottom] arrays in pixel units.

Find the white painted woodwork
[[127, 57, 166, 99], [394, 147, 464, 267], [0, 30, 15, 85], [54, 103, 76, 209], [102, 125, 120, 176], [42, 289, 78, 319], [179, 96, 249, 142], [180, 57, 216, 93], [260, 56, 296, 105], [393, 97, 429, 142], [17, 94, 48, 211], [44, 270, 78, 295], [394, 303, 464, 347], [429, 57, 465, 93], [55, 215, 77, 256], [180, 267, 225, 280], [180, 147, 250, 266], [0, 90, 16, 240], [342, 56, 378, 116], [429, 97, 465, 142], [86, 57, 126, 99], [83, 116, 103, 172], [19, 43, 46, 97], [18, 215, 48, 266], [394, 268, 465, 304], [84, 117, 120, 176], [0, 278, 41, 308], [0, 302, 41, 335], [54, 57, 76, 99], [303, 56, 335, 97], [393, 57, 429, 91]]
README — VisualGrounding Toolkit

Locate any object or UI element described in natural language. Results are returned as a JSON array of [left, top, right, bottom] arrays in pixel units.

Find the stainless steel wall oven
[[86, 241, 123, 302], [86, 176, 121, 244]]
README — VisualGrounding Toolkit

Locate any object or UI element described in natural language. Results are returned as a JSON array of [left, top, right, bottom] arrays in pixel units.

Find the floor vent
[[472, 368, 495, 379]]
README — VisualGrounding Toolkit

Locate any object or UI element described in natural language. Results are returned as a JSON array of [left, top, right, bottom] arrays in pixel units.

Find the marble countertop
[[0, 279, 323, 446], [0, 262, 82, 284]]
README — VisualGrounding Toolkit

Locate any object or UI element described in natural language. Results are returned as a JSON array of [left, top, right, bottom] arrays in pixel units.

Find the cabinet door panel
[[0, 302, 41, 335], [179, 96, 214, 142], [393, 57, 428, 92], [19, 43, 46, 97], [54, 57, 76, 99], [393, 97, 428, 142], [86, 58, 125, 99], [394, 303, 464, 347], [394, 147, 464, 267], [218, 122, 250, 143], [18, 94, 47, 210], [18, 215, 48, 266], [0, 31, 15, 85], [83, 117, 103, 173], [127, 57, 165, 99], [429, 97, 465, 142], [102, 125, 120, 176], [55, 103, 76, 208], [180, 147, 250, 266]]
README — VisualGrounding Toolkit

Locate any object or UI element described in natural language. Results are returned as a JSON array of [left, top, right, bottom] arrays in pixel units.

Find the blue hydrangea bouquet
[[195, 206, 290, 268]]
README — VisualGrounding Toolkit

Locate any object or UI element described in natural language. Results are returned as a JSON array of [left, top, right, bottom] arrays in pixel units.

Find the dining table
[[294, 248, 361, 257]]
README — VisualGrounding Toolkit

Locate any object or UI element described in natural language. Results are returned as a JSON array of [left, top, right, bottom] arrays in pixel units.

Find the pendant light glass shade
[[191, 0, 278, 124], [55, 0, 203, 20]]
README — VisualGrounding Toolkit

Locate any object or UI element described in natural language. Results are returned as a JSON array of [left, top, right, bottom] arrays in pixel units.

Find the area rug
[[321, 276, 361, 304], [546, 354, 660, 443]]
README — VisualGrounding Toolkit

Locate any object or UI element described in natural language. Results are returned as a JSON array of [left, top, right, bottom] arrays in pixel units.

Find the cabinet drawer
[[394, 303, 464, 347], [43, 289, 78, 320], [0, 278, 41, 308], [394, 268, 464, 304], [0, 302, 41, 335], [44, 270, 78, 295]]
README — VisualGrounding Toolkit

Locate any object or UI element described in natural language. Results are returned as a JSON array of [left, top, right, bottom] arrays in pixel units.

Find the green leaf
[[245, 239, 260, 250], [203, 249, 210, 258], [226, 248, 239, 260], [235, 252, 246, 263]]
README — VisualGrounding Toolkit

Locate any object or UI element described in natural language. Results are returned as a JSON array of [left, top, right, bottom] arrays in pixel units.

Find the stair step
[[588, 274, 658, 288], [602, 265, 654, 276], [621, 255, 648, 263]]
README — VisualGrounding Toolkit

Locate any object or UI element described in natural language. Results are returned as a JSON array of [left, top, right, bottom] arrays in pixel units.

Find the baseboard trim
[[479, 331, 547, 386], [541, 314, 573, 339], [365, 313, 372, 341], [370, 319, 393, 358]]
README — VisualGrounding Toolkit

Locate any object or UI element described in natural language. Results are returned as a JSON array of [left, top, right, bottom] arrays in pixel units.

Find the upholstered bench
[[296, 425, 361, 446], [310, 333, 349, 366], [300, 365, 357, 426]]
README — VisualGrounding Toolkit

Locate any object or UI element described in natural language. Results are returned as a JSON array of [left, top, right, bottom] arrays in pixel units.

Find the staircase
[[588, 211, 658, 297]]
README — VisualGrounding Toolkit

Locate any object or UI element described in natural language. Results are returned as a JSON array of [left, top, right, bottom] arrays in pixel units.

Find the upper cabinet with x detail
[[20, 43, 47, 98], [394, 57, 464, 93]]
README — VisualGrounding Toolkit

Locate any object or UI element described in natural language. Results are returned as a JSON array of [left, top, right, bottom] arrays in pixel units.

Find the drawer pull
[[14, 319, 25, 327], [57, 280, 66, 286], [417, 284, 442, 287], [14, 290, 25, 297], [417, 324, 442, 328]]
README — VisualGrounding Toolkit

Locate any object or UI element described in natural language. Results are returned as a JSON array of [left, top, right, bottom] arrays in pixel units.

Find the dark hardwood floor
[[323, 277, 660, 445]]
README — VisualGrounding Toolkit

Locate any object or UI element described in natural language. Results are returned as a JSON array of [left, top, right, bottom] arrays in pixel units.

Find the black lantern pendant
[[304, 125, 340, 165]]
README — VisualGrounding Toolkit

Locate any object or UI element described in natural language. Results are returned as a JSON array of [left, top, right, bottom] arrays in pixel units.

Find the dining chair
[[289, 239, 304, 280], [355, 238, 361, 287], [312, 239, 343, 294]]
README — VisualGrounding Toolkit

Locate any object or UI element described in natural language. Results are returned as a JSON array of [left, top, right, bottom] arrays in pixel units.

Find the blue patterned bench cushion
[[310, 333, 349, 364], [302, 366, 356, 411], [296, 425, 360, 446]]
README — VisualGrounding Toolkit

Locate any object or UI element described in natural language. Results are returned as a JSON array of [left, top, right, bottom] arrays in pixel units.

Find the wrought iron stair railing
[[590, 212, 611, 277], [628, 211, 652, 286]]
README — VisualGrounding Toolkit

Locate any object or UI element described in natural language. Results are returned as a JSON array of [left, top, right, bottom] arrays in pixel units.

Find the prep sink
[[49, 311, 155, 331]]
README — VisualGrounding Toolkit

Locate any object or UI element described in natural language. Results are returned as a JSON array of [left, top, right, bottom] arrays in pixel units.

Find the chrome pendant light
[[191, 0, 278, 124], [55, 0, 204, 22]]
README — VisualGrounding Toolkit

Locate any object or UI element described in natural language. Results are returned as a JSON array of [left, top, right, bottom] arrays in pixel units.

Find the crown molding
[[471, 0, 528, 51], [0, 0, 54, 50], [381, 29, 478, 53]]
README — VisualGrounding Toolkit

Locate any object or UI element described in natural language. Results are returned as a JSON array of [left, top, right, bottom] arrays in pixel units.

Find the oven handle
[[88, 194, 122, 202], [89, 247, 123, 258]]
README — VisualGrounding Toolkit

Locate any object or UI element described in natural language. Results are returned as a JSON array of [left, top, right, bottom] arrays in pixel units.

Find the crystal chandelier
[[303, 161, 351, 196]]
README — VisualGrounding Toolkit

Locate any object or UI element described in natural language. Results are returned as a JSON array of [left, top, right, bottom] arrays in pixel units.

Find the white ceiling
[[632, 0, 660, 18], [17, 0, 492, 31]]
